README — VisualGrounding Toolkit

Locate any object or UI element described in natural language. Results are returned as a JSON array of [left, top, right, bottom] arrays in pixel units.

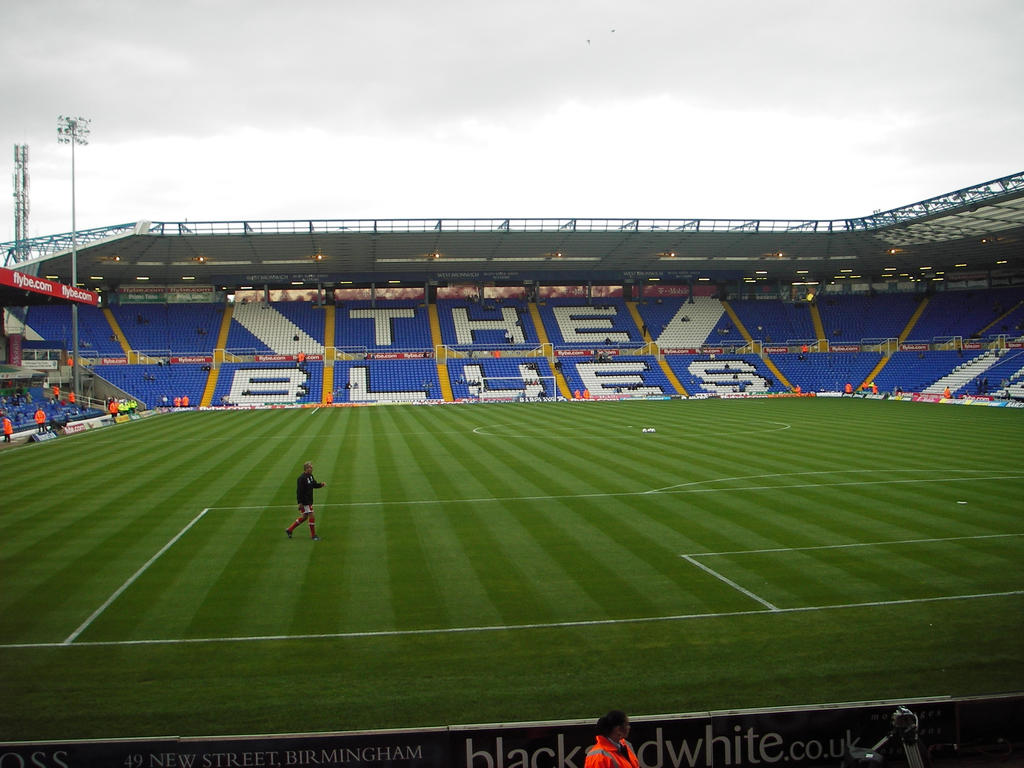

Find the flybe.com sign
[[0, 267, 99, 306]]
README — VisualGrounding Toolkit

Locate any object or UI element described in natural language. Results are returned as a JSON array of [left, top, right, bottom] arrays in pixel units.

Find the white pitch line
[[5, 589, 1020, 651], [681, 555, 779, 610], [685, 532, 1024, 558], [62, 508, 210, 645], [212, 472, 1024, 511], [648, 467, 998, 495]]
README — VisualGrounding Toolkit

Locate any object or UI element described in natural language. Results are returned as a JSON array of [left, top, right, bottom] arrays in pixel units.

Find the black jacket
[[297, 472, 324, 505]]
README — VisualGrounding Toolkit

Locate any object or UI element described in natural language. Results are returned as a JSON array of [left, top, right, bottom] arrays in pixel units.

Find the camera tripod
[[870, 707, 927, 768]]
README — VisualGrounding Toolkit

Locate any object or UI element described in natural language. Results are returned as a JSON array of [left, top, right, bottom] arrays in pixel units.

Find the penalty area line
[[62, 508, 210, 645], [681, 555, 778, 610], [8, 589, 1019, 651]]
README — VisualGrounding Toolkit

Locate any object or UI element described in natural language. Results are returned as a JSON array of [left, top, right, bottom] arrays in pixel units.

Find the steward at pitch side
[[585, 710, 639, 768]]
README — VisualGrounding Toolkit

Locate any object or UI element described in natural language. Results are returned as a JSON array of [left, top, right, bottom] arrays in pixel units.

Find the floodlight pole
[[57, 115, 91, 400]]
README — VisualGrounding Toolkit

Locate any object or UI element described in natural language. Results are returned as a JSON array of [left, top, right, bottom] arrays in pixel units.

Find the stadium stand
[[721, 299, 818, 345], [111, 303, 224, 355], [214, 361, 323, 405], [92, 362, 210, 408], [437, 299, 539, 351], [815, 293, 922, 343], [0, 386, 101, 434], [331, 359, 439, 402], [13, 287, 1024, 409], [228, 301, 325, 355], [911, 286, 1024, 341], [666, 354, 777, 395], [536, 298, 643, 348], [23, 304, 124, 356], [985, 348, 1024, 397], [447, 357, 555, 399], [636, 296, 724, 349], [336, 300, 432, 351], [559, 356, 675, 397], [771, 351, 884, 393]]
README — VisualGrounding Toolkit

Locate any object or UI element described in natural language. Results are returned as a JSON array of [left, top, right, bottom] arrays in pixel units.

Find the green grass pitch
[[1, 398, 1022, 741]]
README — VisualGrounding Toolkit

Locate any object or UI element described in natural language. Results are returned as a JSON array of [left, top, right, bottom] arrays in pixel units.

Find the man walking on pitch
[[287, 461, 325, 540]]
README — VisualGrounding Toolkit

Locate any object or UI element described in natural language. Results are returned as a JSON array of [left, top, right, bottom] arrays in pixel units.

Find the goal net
[[460, 364, 556, 400]]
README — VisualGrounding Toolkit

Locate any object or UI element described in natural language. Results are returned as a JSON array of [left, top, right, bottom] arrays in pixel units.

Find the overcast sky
[[2, 0, 1022, 243]]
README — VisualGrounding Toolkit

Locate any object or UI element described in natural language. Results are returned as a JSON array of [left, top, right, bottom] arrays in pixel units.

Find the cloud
[[2, 0, 1023, 242]]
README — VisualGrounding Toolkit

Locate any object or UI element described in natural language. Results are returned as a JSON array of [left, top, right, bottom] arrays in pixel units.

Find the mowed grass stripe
[[59, 411, 325, 642], [697, 535, 1024, 610], [1, 415, 254, 643]]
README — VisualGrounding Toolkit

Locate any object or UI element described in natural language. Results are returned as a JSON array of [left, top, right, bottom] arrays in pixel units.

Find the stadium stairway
[[858, 294, 930, 389], [721, 300, 793, 391], [322, 304, 336, 403], [428, 303, 454, 402], [200, 303, 235, 406], [808, 301, 827, 343], [975, 298, 1024, 337], [102, 308, 134, 358], [627, 300, 687, 395], [626, 301, 650, 341], [899, 295, 930, 343], [528, 303, 573, 399]]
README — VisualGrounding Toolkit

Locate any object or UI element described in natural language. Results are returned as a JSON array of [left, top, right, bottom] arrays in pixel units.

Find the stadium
[[1, 172, 1023, 767]]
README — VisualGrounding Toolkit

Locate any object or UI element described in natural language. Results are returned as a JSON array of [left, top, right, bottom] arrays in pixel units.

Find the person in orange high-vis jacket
[[182, 395, 190, 407], [943, 386, 951, 398], [2, 415, 12, 443], [109, 400, 119, 416], [69, 391, 76, 405], [34, 407, 47, 433], [844, 383, 853, 394], [584, 710, 639, 768]]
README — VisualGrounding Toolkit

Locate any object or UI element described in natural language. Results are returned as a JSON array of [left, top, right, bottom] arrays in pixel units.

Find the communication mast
[[13, 143, 29, 262]]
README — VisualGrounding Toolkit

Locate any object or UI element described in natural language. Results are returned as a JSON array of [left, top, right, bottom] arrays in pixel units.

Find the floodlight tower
[[57, 115, 91, 398], [13, 144, 29, 263]]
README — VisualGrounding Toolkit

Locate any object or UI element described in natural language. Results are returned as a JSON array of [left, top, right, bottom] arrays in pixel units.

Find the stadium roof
[[3, 171, 1022, 291]]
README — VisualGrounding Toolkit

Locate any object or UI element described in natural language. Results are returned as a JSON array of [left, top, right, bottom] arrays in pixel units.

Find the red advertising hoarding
[[0, 267, 99, 306]]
